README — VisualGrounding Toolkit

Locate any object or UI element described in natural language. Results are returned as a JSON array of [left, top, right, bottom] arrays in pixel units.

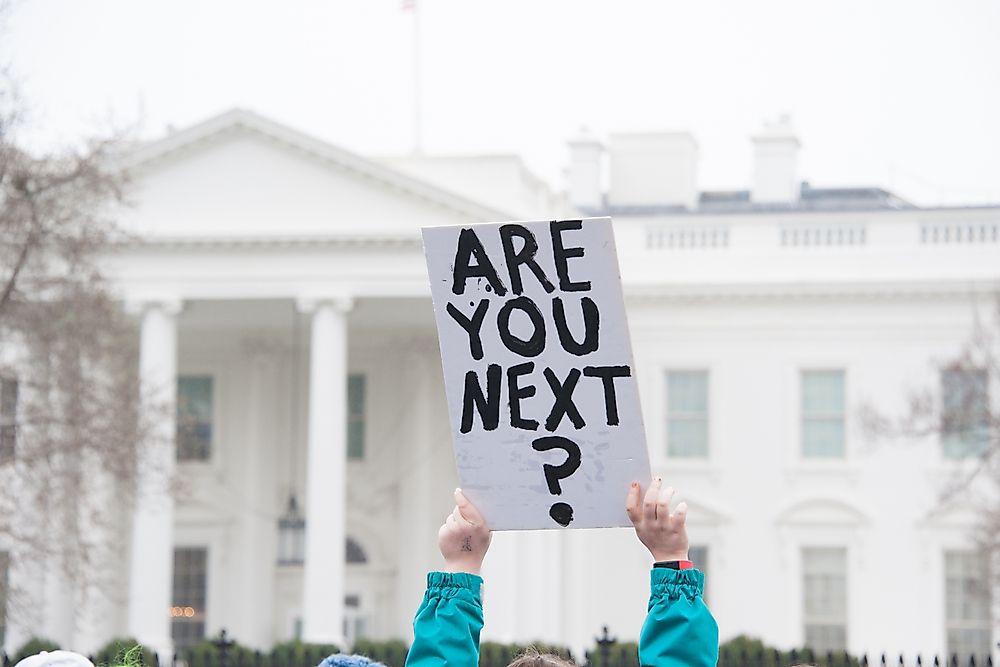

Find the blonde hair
[[506, 648, 575, 667]]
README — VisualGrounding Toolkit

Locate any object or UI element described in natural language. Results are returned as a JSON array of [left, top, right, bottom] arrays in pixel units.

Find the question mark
[[531, 435, 582, 527]]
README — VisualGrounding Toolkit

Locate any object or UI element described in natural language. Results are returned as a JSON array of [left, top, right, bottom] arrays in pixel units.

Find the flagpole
[[412, 0, 422, 155]]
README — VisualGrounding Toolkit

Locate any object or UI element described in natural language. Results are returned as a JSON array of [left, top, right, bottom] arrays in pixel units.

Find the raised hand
[[625, 477, 689, 562], [437, 488, 492, 575]]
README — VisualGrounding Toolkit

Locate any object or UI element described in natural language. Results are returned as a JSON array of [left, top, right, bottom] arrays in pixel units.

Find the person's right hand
[[437, 488, 492, 575], [626, 477, 689, 562]]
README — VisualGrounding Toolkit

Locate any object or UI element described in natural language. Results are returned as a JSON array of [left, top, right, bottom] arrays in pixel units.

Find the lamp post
[[277, 494, 305, 565]]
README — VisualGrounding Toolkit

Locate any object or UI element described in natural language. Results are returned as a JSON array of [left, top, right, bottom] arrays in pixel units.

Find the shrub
[[181, 638, 257, 667], [718, 635, 861, 667], [92, 638, 157, 667], [13, 638, 61, 664], [268, 640, 341, 667], [349, 639, 408, 667], [583, 640, 638, 667]]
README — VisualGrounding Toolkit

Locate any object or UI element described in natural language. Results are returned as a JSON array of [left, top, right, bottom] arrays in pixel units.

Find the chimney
[[566, 130, 604, 212], [751, 116, 800, 204], [608, 132, 698, 211]]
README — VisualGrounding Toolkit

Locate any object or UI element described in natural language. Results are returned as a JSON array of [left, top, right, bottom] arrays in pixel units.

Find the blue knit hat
[[317, 654, 386, 667]]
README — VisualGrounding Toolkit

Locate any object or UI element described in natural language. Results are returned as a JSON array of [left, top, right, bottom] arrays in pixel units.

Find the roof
[[584, 183, 922, 217]]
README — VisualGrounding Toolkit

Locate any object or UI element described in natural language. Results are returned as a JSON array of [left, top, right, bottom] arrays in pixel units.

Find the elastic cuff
[[650, 567, 704, 599], [427, 571, 483, 591]]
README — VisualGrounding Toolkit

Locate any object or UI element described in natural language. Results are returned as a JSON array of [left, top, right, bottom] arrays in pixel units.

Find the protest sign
[[422, 217, 651, 530]]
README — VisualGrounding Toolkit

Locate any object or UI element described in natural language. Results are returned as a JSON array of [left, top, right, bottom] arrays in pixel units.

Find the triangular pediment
[[118, 109, 508, 239]]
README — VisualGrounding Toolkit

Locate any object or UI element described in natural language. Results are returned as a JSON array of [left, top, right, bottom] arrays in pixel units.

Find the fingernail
[[455, 487, 462, 494]]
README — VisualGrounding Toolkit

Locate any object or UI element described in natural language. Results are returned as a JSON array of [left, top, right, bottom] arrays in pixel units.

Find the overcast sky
[[4, 0, 999, 206]]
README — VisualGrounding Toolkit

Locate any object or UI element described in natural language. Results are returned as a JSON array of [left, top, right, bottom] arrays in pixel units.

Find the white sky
[[4, 0, 999, 206]]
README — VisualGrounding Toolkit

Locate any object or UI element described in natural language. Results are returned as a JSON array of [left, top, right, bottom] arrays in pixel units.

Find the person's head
[[14, 652, 95, 667], [506, 648, 575, 667]]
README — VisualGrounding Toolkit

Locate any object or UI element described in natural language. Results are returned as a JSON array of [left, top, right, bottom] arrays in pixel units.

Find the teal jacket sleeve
[[638, 568, 719, 667], [404, 571, 484, 667]]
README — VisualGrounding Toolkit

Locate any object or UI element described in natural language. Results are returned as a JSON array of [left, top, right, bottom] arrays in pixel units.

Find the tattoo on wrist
[[461, 536, 473, 552]]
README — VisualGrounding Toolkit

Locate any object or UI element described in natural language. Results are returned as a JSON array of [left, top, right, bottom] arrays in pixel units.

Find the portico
[[109, 108, 510, 657]]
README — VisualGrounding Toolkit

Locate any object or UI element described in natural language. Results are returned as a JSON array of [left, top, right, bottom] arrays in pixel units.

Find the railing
[[643, 216, 1000, 252], [780, 224, 867, 247], [921, 221, 999, 244], [646, 225, 729, 249]]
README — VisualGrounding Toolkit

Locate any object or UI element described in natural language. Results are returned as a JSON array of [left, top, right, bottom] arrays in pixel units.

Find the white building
[[2, 109, 998, 661]]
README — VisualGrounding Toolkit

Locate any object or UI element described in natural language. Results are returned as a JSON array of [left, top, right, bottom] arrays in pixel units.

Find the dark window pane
[[944, 550, 992, 659], [942, 369, 989, 459], [347, 374, 366, 460], [177, 376, 213, 461], [0, 378, 17, 463], [346, 537, 368, 564], [801, 371, 846, 459], [666, 371, 708, 458], [171, 547, 208, 651], [0, 550, 9, 647], [802, 547, 847, 653]]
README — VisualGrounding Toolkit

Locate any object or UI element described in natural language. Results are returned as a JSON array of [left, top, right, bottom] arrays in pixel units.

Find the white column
[[299, 298, 351, 644], [235, 339, 282, 648], [128, 301, 180, 660], [394, 350, 437, 640]]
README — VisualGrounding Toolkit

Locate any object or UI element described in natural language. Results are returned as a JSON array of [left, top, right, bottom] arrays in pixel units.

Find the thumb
[[455, 488, 485, 527]]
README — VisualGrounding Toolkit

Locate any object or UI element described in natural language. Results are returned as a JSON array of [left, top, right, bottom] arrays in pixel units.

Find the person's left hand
[[626, 477, 689, 562], [437, 488, 492, 575]]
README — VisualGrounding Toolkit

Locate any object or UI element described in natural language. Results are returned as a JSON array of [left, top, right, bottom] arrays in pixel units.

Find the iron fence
[[0, 627, 995, 667]]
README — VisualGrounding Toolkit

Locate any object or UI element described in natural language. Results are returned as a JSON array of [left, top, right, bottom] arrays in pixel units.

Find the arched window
[[346, 537, 368, 564]]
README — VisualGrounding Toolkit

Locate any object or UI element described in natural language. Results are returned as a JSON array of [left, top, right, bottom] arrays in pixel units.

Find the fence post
[[594, 625, 616, 667], [213, 629, 234, 667]]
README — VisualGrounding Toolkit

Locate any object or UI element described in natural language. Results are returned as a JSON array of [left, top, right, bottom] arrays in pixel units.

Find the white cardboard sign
[[422, 217, 651, 530]]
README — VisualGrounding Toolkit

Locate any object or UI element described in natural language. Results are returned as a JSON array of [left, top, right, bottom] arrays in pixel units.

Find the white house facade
[[2, 110, 998, 662]]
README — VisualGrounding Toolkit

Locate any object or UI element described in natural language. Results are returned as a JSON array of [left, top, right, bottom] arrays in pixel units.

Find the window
[[343, 594, 368, 646], [171, 547, 208, 651], [666, 371, 708, 458], [0, 550, 9, 647], [945, 551, 992, 660], [689, 545, 708, 601], [347, 374, 366, 460], [801, 370, 846, 458], [1, 377, 17, 463], [802, 547, 847, 653], [346, 537, 368, 565], [177, 376, 213, 461], [942, 368, 989, 459]]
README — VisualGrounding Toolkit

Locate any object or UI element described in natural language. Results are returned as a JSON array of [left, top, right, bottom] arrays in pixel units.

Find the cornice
[[114, 234, 423, 250], [623, 280, 1000, 303]]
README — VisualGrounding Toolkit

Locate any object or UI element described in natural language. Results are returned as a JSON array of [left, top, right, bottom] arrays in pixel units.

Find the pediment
[[118, 109, 507, 239], [920, 500, 982, 529], [681, 497, 730, 526], [776, 498, 869, 527]]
